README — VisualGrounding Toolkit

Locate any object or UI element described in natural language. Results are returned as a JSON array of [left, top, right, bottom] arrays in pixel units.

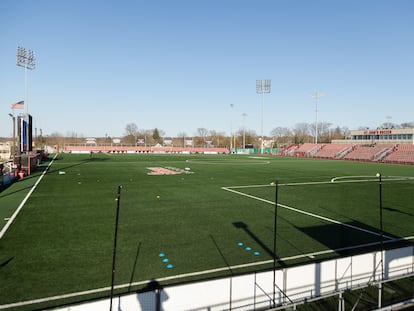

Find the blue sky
[[1, 0, 413, 138]]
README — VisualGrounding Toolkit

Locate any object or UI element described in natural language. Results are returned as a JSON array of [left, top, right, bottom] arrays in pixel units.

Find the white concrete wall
[[53, 246, 414, 311]]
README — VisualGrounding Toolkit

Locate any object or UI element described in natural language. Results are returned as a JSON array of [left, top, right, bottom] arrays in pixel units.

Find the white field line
[[0, 154, 57, 240], [225, 176, 414, 190], [185, 159, 270, 165], [224, 181, 333, 189], [0, 175, 411, 309], [2, 234, 413, 310], [221, 186, 394, 240], [330, 175, 414, 183]]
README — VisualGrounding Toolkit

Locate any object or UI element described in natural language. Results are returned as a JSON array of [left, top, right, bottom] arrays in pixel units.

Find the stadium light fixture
[[16, 46, 36, 153], [256, 80, 271, 154], [311, 92, 324, 144]]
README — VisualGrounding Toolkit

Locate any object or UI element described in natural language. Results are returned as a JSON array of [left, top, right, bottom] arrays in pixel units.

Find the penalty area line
[[221, 186, 394, 240], [0, 154, 58, 240]]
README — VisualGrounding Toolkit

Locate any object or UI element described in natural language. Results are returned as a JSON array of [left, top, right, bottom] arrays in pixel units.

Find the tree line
[[32, 121, 414, 149]]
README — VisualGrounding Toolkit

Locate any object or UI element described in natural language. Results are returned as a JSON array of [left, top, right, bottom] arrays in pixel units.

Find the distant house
[[0, 142, 12, 161]]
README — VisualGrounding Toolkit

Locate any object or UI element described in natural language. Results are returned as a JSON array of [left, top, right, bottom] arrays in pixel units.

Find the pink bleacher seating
[[383, 144, 414, 164], [294, 143, 319, 156], [278, 142, 414, 165], [279, 144, 299, 156], [63, 145, 229, 154], [314, 144, 354, 159], [342, 144, 394, 161]]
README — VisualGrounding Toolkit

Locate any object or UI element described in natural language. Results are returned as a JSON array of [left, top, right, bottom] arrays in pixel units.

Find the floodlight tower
[[256, 80, 271, 154], [16, 46, 36, 153], [311, 91, 324, 144]]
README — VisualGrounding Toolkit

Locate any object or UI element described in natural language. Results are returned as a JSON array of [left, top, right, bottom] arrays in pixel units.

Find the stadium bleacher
[[342, 144, 394, 161], [293, 143, 321, 157], [281, 143, 414, 165], [313, 144, 354, 159], [383, 144, 414, 164], [63, 145, 229, 154]]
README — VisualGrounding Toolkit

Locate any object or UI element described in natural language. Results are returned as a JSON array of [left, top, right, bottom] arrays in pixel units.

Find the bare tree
[[124, 123, 139, 144], [401, 122, 414, 128], [317, 122, 333, 143], [293, 123, 311, 143], [124, 123, 138, 136], [196, 128, 208, 146], [209, 130, 225, 146], [379, 122, 399, 129], [177, 131, 187, 147], [271, 126, 292, 147]]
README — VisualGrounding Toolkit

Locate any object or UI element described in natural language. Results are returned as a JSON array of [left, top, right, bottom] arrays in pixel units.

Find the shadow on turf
[[46, 155, 110, 176], [0, 184, 34, 198], [0, 257, 14, 269], [384, 206, 414, 218], [128, 241, 142, 292], [232, 221, 287, 267], [0, 157, 105, 197], [294, 221, 413, 257], [210, 235, 235, 274]]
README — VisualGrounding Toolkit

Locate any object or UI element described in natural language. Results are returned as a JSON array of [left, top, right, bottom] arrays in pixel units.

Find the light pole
[[311, 92, 324, 144], [230, 104, 234, 153], [242, 113, 247, 149], [256, 80, 271, 154], [8, 113, 16, 158], [16, 46, 36, 153]]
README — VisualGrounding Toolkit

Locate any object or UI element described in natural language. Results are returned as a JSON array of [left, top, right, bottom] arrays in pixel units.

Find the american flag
[[11, 101, 24, 109]]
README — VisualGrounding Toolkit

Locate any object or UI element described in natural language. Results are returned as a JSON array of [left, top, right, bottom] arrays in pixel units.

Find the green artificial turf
[[0, 153, 413, 309]]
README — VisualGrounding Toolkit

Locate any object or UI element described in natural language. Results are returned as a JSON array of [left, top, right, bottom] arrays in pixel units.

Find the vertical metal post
[[242, 113, 247, 149], [338, 292, 344, 311], [273, 180, 278, 307], [377, 172, 384, 308], [261, 93, 264, 154], [230, 104, 234, 152], [110, 185, 122, 311], [8, 114, 15, 158]]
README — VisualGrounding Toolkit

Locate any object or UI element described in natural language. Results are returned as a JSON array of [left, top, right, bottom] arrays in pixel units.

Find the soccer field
[[1, 153, 414, 310]]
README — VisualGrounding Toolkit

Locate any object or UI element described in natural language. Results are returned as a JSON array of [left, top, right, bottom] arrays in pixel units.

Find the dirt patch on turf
[[146, 167, 193, 175]]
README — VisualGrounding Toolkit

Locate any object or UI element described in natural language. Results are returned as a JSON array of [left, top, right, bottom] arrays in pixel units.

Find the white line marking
[[185, 159, 270, 165], [0, 154, 57, 240], [224, 176, 414, 189], [1, 174, 412, 309], [2, 235, 413, 310], [331, 175, 414, 183], [221, 186, 394, 240]]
